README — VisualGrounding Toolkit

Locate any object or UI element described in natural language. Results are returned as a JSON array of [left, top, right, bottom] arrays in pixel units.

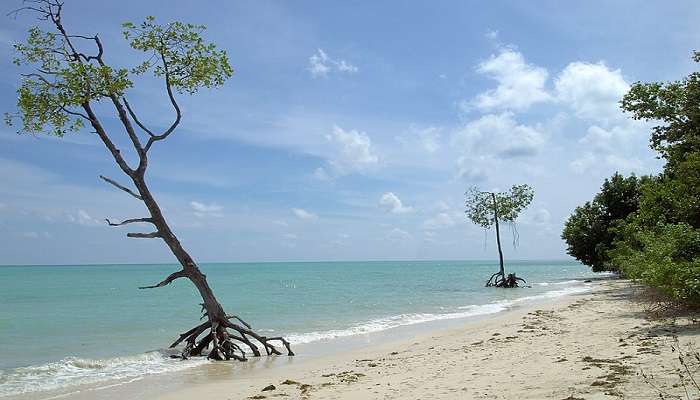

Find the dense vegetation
[[563, 51, 700, 304], [561, 173, 646, 272]]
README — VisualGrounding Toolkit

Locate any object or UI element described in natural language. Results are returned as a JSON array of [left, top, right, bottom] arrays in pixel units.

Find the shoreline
[[7, 278, 698, 399], [76, 280, 700, 399]]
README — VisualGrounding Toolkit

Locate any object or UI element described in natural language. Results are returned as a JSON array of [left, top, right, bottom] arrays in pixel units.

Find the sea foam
[[0, 351, 209, 397]]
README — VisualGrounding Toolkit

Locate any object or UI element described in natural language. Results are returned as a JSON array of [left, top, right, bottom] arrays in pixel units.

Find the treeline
[[562, 51, 700, 305]]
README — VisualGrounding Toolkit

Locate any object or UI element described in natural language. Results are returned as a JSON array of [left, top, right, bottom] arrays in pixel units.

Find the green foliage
[[561, 173, 644, 272], [611, 223, 700, 303], [6, 14, 232, 136], [465, 184, 534, 228], [122, 17, 233, 94], [6, 27, 131, 136], [567, 50, 700, 305], [621, 51, 700, 168]]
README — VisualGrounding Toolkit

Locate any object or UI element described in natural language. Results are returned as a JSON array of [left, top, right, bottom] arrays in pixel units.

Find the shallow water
[[0, 260, 603, 397]]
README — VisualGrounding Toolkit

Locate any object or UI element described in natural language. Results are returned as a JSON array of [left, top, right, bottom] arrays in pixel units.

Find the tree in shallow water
[[5, 0, 293, 361], [465, 184, 534, 288]]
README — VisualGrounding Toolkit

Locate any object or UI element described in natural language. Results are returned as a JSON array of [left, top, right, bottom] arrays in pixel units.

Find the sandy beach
[[125, 280, 694, 400]]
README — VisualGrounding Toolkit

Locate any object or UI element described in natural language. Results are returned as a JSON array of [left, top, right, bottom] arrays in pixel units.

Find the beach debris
[[262, 385, 276, 391], [281, 379, 301, 385]]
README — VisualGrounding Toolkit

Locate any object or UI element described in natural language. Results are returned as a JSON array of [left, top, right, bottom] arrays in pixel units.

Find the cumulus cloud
[[555, 61, 629, 123], [453, 112, 546, 159], [379, 192, 414, 214], [471, 48, 551, 111], [324, 125, 380, 176], [292, 208, 318, 220], [308, 49, 358, 78], [190, 201, 224, 218]]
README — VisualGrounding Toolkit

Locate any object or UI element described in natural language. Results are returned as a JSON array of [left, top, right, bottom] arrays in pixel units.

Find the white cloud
[[570, 152, 597, 174], [386, 227, 411, 242], [292, 208, 318, 220], [379, 192, 414, 214], [283, 233, 298, 240], [472, 48, 551, 111], [325, 125, 380, 175], [604, 154, 644, 172], [396, 126, 442, 154], [485, 29, 499, 41], [308, 48, 358, 78], [313, 167, 331, 181], [570, 150, 644, 175], [190, 201, 224, 218], [66, 209, 101, 226], [453, 112, 546, 159], [555, 61, 629, 124], [455, 155, 488, 182], [337, 60, 358, 73], [424, 212, 457, 230]]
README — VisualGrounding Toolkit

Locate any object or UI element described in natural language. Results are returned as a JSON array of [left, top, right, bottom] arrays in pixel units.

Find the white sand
[[146, 280, 699, 400]]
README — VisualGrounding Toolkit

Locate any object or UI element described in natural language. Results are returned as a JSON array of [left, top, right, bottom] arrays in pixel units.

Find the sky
[[0, 1, 699, 265]]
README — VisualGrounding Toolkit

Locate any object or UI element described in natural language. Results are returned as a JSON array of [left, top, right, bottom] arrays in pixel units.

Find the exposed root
[[485, 272, 526, 288], [170, 313, 294, 361]]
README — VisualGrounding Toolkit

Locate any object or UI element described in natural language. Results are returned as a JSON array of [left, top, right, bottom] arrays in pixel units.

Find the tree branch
[[99, 175, 142, 200], [123, 98, 155, 137], [104, 217, 153, 226], [139, 270, 187, 289], [144, 50, 182, 153], [127, 232, 161, 239]]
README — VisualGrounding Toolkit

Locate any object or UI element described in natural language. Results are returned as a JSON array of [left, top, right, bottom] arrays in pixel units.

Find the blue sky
[[0, 1, 698, 265]]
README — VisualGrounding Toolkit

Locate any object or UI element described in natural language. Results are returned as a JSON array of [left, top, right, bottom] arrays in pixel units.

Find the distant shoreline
[[0, 258, 579, 268]]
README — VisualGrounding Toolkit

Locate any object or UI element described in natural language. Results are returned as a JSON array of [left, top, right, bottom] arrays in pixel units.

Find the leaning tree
[[465, 184, 534, 288], [5, 0, 293, 361]]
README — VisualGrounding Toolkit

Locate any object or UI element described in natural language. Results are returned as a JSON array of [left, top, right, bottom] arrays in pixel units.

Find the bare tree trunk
[[17, 1, 294, 361], [484, 192, 525, 288], [492, 192, 505, 277], [132, 174, 227, 322]]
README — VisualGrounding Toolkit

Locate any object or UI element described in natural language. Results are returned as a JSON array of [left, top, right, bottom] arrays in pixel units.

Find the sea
[[0, 260, 607, 398]]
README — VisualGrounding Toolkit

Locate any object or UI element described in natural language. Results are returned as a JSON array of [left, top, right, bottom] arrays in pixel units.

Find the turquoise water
[[0, 260, 602, 397]]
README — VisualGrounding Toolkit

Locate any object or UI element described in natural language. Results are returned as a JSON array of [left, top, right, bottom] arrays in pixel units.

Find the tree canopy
[[5, 13, 232, 139], [561, 173, 645, 272], [465, 184, 534, 228]]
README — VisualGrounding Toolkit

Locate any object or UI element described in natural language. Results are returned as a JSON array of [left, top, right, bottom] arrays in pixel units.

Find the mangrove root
[[170, 311, 294, 361], [485, 272, 526, 288]]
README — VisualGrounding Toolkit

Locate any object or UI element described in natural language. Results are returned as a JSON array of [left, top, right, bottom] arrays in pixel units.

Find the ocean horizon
[[0, 259, 606, 398]]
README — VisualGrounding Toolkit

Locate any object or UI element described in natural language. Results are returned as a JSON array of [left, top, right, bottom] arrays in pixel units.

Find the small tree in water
[[5, 1, 292, 361], [465, 184, 534, 288]]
